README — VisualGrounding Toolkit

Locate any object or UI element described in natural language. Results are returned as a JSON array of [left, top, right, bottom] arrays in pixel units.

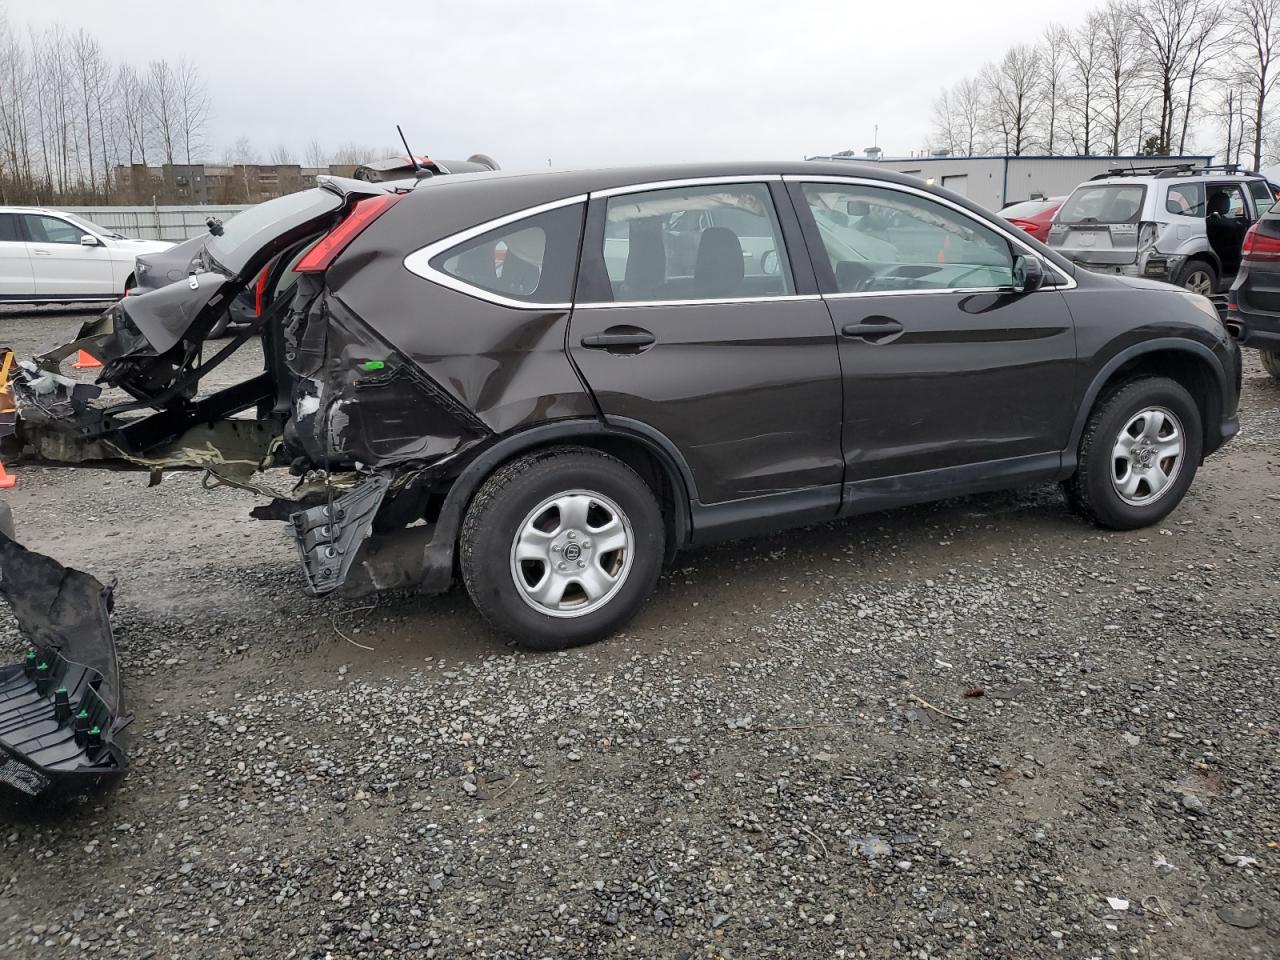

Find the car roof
[[1083, 172, 1266, 188], [0, 206, 57, 215]]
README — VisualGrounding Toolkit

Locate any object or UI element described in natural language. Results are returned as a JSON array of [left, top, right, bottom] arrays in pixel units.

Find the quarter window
[[22, 214, 84, 245], [597, 183, 794, 303], [1165, 183, 1205, 217], [430, 204, 583, 305], [801, 183, 1015, 294]]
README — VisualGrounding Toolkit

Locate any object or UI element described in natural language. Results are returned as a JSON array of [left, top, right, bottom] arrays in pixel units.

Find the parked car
[[1047, 164, 1274, 296], [0, 207, 171, 304], [1227, 203, 1280, 378], [999, 196, 1065, 242], [11, 162, 1241, 651]]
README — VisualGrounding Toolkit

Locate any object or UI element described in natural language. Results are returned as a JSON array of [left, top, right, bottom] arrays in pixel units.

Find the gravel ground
[[1, 306, 1277, 959]]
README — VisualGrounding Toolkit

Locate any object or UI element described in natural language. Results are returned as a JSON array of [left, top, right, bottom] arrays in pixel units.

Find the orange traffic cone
[[73, 349, 102, 370], [0, 461, 14, 490]]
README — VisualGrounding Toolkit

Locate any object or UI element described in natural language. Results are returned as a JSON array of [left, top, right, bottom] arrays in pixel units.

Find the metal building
[[807, 155, 1214, 211]]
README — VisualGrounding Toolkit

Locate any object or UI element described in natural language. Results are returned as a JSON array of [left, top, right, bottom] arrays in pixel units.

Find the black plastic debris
[[0, 529, 128, 803]]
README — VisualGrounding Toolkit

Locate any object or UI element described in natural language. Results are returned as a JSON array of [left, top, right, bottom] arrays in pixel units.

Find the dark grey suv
[[8, 162, 1242, 648]]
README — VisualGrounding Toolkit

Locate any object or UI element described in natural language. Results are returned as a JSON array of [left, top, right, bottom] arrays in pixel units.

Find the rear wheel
[[460, 448, 665, 650], [1175, 258, 1217, 296], [1260, 349, 1280, 380], [1064, 377, 1203, 530]]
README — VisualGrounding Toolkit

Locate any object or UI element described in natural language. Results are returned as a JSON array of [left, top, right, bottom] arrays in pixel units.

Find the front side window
[[1058, 184, 1146, 225], [23, 215, 84, 245], [599, 183, 794, 303], [1166, 182, 1205, 217], [0, 214, 19, 243], [801, 183, 1014, 293], [1207, 184, 1248, 218], [431, 203, 583, 305]]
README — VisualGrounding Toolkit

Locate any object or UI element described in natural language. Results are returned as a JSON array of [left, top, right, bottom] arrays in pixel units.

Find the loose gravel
[[0, 307, 1277, 958]]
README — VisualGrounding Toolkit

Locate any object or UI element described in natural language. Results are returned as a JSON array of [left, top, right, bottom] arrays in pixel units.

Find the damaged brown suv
[[5, 162, 1242, 650]]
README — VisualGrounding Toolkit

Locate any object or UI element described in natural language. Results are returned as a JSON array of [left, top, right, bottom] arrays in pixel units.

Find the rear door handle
[[581, 327, 656, 351], [841, 318, 904, 341]]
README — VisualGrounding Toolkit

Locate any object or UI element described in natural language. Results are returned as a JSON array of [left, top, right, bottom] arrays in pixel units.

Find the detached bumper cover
[[0, 530, 128, 802]]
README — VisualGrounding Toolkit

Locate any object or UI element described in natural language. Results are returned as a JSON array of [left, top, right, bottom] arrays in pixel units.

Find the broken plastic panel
[[0, 530, 128, 803], [291, 474, 390, 596]]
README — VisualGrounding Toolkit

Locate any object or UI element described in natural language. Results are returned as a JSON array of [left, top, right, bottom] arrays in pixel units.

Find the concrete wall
[[57, 205, 250, 242]]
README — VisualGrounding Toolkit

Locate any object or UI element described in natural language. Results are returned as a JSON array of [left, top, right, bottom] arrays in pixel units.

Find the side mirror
[[80, 234, 101, 247], [846, 200, 870, 216], [1012, 254, 1045, 294]]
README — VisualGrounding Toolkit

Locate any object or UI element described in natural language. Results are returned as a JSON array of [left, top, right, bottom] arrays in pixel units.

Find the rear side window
[[206, 188, 341, 275], [429, 203, 583, 305], [0, 214, 18, 242], [1166, 183, 1204, 217], [1249, 179, 1275, 216], [1058, 185, 1146, 225]]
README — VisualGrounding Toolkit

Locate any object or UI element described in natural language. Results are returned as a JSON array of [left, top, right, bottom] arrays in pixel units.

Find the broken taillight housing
[[1137, 221, 1159, 250], [295, 193, 403, 274]]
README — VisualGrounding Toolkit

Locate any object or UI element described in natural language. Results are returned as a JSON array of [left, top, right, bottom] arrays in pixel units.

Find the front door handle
[[841, 318, 904, 342], [581, 327, 656, 351], [32, 249, 52, 256]]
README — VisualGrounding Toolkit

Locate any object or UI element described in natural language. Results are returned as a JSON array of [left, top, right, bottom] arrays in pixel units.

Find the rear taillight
[[1007, 218, 1035, 232], [295, 193, 403, 274], [1242, 222, 1280, 261], [1137, 221, 1158, 249]]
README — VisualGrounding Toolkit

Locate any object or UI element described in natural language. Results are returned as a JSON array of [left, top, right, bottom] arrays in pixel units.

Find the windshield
[[1058, 184, 1146, 225], [205, 188, 341, 275], [1000, 199, 1058, 219], [63, 212, 125, 239]]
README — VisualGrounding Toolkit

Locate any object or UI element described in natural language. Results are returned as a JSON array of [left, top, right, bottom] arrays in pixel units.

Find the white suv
[[1047, 164, 1275, 296], [0, 207, 172, 304]]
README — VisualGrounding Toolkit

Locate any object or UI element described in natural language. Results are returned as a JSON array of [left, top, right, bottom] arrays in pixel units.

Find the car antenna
[[397, 125, 432, 180]]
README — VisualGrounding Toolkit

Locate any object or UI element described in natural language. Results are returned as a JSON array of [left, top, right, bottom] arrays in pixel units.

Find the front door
[[21, 213, 116, 297], [789, 178, 1077, 504], [570, 179, 844, 531], [0, 213, 34, 297]]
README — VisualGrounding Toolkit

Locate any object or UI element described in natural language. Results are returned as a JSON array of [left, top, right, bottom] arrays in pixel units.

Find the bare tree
[[1177, 4, 1228, 153], [1237, 0, 1280, 168], [69, 30, 109, 197], [1099, 0, 1142, 154], [269, 143, 296, 165], [304, 137, 327, 168], [175, 58, 209, 169], [1065, 14, 1104, 153], [930, 87, 960, 156], [953, 76, 989, 156], [1132, 0, 1215, 154], [145, 59, 178, 165], [1041, 24, 1071, 152], [0, 11, 34, 199], [116, 64, 149, 169], [983, 45, 1043, 155]]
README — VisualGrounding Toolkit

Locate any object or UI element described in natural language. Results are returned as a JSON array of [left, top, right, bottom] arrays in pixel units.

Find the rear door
[[22, 213, 116, 296], [570, 178, 844, 523], [0, 214, 34, 297], [790, 177, 1077, 500]]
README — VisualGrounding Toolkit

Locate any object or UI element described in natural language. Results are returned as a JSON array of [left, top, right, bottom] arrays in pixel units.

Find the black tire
[[1174, 258, 1218, 296], [459, 447, 665, 650], [1063, 377, 1203, 530], [1261, 349, 1280, 380]]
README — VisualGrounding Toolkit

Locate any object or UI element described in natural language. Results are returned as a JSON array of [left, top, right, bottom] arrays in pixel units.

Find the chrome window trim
[[577, 294, 822, 309], [589, 174, 782, 200], [402, 193, 588, 310], [785, 174, 1078, 292]]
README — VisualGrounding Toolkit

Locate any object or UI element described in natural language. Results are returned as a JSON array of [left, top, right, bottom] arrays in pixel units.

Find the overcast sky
[[26, 0, 1093, 172]]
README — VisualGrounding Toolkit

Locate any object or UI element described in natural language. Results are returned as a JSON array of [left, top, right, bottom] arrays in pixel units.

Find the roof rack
[[1089, 163, 1262, 181]]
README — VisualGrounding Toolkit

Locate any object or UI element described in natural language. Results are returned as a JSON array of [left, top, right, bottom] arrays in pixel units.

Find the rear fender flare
[[429, 418, 696, 566]]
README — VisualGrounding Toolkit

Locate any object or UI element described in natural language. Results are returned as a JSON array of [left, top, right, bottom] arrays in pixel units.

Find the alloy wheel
[[1111, 406, 1184, 506], [509, 489, 635, 618], [1182, 270, 1213, 296]]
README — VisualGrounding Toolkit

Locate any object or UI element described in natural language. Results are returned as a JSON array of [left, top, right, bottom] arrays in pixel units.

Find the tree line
[[930, 0, 1279, 168], [0, 7, 395, 205]]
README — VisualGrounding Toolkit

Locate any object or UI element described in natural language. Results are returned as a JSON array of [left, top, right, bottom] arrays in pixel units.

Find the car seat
[[621, 219, 666, 300], [1206, 190, 1245, 276], [694, 227, 744, 299]]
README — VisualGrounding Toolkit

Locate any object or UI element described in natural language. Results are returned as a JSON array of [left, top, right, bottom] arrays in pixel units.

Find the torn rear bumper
[[0, 530, 128, 803]]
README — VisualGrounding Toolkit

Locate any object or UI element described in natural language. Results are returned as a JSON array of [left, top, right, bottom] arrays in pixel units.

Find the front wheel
[[1261, 349, 1280, 380], [1063, 377, 1203, 530], [460, 448, 665, 650]]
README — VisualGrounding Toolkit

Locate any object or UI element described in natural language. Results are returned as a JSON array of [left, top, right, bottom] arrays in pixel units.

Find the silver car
[[1047, 165, 1275, 296]]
